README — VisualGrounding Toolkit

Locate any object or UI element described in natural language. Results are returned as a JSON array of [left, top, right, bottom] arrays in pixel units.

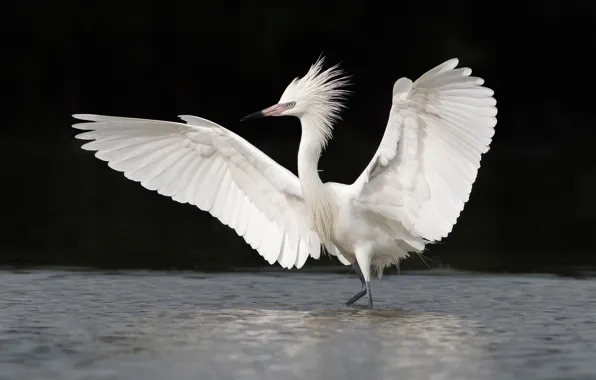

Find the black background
[[3, 0, 595, 273]]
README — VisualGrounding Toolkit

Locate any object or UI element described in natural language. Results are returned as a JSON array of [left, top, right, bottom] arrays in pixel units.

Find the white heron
[[72, 57, 497, 308]]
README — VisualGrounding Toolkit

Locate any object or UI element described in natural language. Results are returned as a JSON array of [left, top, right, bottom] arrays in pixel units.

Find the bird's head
[[241, 56, 351, 137]]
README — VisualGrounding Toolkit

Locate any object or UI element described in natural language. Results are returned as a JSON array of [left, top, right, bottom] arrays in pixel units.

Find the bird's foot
[[346, 281, 373, 308], [346, 286, 367, 307]]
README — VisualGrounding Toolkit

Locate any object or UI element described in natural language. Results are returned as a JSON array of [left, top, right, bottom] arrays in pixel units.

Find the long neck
[[297, 115, 336, 244]]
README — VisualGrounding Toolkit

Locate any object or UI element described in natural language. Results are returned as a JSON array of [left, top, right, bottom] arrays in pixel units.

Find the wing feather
[[73, 114, 323, 269], [352, 58, 497, 242]]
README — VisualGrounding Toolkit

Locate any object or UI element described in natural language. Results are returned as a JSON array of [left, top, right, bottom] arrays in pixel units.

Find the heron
[[72, 57, 497, 308]]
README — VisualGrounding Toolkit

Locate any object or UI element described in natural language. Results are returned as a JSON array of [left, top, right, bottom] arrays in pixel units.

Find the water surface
[[1, 270, 595, 380]]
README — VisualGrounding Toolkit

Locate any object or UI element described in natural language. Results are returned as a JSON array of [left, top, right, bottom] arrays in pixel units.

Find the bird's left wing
[[73, 114, 321, 269], [350, 59, 497, 242]]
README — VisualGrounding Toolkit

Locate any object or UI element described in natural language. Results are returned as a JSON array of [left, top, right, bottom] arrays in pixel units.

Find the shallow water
[[1, 269, 595, 380]]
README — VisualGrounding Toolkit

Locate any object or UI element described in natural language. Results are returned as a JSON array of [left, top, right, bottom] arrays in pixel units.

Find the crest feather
[[280, 56, 351, 142]]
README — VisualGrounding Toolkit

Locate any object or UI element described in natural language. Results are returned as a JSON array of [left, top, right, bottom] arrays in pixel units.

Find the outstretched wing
[[73, 114, 322, 269], [351, 58, 497, 242]]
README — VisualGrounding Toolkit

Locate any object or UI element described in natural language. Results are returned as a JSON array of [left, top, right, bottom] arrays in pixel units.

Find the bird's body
[[329, 182, 423, 272], [73, 57, 497, 307], [299, 179, 425, 275]]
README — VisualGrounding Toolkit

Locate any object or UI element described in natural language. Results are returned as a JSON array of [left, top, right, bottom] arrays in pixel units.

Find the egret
[[72, 57, 497, 308]]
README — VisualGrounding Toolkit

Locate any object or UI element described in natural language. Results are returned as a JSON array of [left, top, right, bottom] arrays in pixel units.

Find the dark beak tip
[[240, 110, 265, 122]]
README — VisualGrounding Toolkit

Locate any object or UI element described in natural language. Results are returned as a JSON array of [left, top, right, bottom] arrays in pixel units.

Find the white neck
[[297, 114, 337, 244]]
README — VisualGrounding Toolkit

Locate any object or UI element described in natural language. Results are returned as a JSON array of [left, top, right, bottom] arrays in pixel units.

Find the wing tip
[[72, 114, 103, 130], [72, 114, 100, 121], [446, 57, 459, 66], [72, 122, 97, 131], [178, 115, 221, 128]]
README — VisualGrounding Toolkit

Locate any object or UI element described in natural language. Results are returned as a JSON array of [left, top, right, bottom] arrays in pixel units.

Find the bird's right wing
[[73, 114, 322, 269]]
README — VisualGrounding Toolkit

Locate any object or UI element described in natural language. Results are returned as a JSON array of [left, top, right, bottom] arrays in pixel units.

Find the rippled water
[[1, 269, 595, 380]]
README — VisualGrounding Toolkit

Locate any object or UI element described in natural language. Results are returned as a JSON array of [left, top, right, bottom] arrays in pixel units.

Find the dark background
[[3, 0, 595, 273]]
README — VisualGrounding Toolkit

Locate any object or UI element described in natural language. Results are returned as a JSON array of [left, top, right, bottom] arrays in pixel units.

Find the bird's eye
[[287, 101, 296, 108]]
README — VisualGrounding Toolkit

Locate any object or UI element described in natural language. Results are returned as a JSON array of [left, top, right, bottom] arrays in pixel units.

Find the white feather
[[351, 58, 497, 243], [73, 114, 323, 269]]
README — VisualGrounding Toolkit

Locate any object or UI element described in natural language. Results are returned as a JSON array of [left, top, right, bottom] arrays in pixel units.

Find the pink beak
[[240, 104, 285, 121]]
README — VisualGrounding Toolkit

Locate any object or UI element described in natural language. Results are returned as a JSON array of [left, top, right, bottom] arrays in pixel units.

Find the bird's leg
[[346, 263, 367, 307], [366, 280, 373, 308], [353, 262, 365, 284], [349, 245, 374, 308]]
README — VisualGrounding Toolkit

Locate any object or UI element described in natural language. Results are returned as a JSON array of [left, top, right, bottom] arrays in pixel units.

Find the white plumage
[[74, 114, 321, 269], [352, 58, 497, 242], [73, 57, 497, 307]]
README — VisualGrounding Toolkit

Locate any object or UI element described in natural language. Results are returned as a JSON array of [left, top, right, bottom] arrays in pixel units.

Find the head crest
[[280, 56, 351, 142]]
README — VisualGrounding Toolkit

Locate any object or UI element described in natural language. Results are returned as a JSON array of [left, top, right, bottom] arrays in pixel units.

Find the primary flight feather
[[73, 57, 497, 308]]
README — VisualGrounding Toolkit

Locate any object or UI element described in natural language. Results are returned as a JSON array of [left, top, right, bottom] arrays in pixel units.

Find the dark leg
[[346, 287, 367, 307], [366, 281, 373, 308], [353, 262, 365, 284], [346, 263, 367, 307]]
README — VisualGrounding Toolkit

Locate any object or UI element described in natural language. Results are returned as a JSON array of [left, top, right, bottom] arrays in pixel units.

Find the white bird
[[72, 57, 497, 308]]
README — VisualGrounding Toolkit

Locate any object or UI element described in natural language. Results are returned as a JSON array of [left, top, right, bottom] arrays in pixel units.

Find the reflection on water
[[0, 270, 595, 380], [147, 308, 493, 380]]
